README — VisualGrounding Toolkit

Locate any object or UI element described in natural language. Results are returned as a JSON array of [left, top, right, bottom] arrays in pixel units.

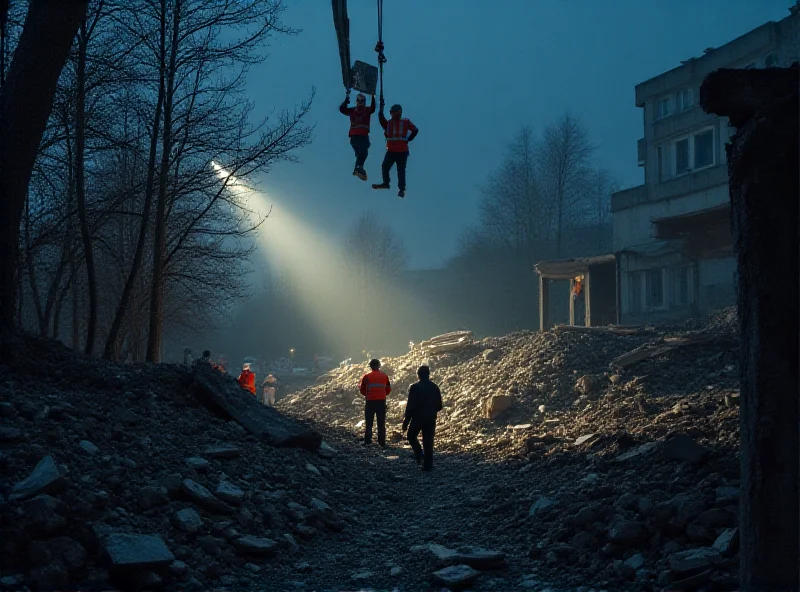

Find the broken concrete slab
[[713, 528, 739, 557], [103, 534, 174, 569], [202, 445, 243, 459], [431, 564, 481, 590], [192, 369, 321, 450], [9, 456, 65, 502], [174, 508, 203, 534], [428, 544, 506, 570], [233, 536, 278, 556], [214, 481, 244, 506], [662, 434, 710, 463], [615, 441, 658, 462], [181, 479, 232, 514], [668, 547, 721, 577]]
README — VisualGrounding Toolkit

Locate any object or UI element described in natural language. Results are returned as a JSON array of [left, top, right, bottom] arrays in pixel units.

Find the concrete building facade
[[611, 4, 799, 324]]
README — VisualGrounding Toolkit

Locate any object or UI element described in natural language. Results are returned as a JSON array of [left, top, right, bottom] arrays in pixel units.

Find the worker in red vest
[[372, 103, 418, 198], [340, 92, 376, 181], [237, 363, 256, 396], [358, 358, 392, 447]]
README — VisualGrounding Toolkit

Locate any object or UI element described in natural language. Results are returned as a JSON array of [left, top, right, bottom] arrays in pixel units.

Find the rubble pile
[[277, 308, 745, 590], [0, 335, 350, 592]]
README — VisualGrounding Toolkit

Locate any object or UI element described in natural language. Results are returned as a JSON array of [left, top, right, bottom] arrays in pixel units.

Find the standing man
[[340, 92, 376, 181], [359, 358, 392, 447], [372, 103, 418, 198], [237, 363, 256, 396], [261, 373, 278, 406], [402, 365, 443, 472]]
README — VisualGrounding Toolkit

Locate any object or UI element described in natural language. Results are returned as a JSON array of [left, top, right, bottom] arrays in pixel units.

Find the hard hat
[[242, 362, 251, 371], [390, 104, 402, 113]]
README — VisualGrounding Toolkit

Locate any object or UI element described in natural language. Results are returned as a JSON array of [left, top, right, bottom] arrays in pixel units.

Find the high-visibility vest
[[349, 108, 372, 137], [360, 370, 391, 401], [384, 118, 413, 152]]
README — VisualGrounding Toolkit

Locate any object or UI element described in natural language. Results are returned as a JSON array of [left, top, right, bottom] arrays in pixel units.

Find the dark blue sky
[[247, 0, 791, 270]]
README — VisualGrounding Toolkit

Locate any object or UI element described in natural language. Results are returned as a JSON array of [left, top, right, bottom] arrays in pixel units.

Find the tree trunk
[[23, 189, 46, 333], [74, 22, 97, 355], [702, 64, 799, 592], [0, 0, 88, 332], [146, 0, 180, 363], [102, 1, 167, 360]]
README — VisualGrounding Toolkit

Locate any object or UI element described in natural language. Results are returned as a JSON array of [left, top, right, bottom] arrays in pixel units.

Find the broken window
[[656, 97, 671, 120], [694, 129, 714, 169], [645, 269, 664, 309], [675, 138, 690, 175]]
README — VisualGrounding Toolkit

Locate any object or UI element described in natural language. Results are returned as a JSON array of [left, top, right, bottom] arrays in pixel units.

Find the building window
[[656, 97, 671, 120], [675, 138, 690, 175], [656, 146, 664, 182], [629, 272, 642, 313], [694, 129, 714, 169], [646, 269, 664, 309], [766, 52, 778, 67], [676, 89, 693, 112]]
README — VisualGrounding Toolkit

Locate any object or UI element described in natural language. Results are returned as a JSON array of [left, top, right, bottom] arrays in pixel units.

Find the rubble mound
[[0, 334, 342, 591], [277, 308, 745, 589]]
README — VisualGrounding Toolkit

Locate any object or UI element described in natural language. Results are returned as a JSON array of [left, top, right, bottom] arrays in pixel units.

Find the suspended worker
[[358, 358, 392, 447], [340, 92, 377, 181], [372, 103, 418, 198]]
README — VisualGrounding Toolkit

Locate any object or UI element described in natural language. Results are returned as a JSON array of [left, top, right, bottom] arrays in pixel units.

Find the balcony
[[611, 165, 729, 212]]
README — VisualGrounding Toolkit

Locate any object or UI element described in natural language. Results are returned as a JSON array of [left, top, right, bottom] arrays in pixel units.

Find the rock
[[245, 563, 261, 573], [615, 441, 658, 462], [30, 565, 69, 589], [9, 455, 65, 501], [138, 486, 170, 510], [427, 544, 506, 569], [608, 521, 649, 545], [575, 374, 601, 396], [22, 494, 67, 535], [203, 445, 243, 459], [351, 570, 373, 580], [318, 441, 337, 459], [181, 479, 232, 514], [390, 566, 403, 576], [130, 570, 162, 590], [28, 536, 87, 571], [295, 562, 312, 573], [282, 533, 300, 555], [310, 497, 331, 513], [215, 481, 244, 505], [184, 457, 210, 471], [668, 547, 722, 577], [0, 402, 16, 417], [191, 369, 322, 450], [574, 433, 598, 446], [0, 576, 20, 588], [571, 531, 597, 550], [624, 553, 645, 570], [169, 560, 189, 577], [662, 434, 710, 463], [529, 497, 556, 517], [713, 527, 739, 557], [305, 462, 321, 476], [78, 440, 100, 455], [234, 536, 278, 556], [0, 426, 24, 442], [174, 508, 204, 534], [486, 395, 512, 419], [104, 533, 175, 569], [431, 564, 481, 590]]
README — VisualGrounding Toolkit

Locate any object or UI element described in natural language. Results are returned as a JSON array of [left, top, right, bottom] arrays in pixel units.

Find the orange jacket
[[237, 369, 256, 395], [378, 113, 418, 152], [340, 97, 376, 137], [359, 370, 392, 401]]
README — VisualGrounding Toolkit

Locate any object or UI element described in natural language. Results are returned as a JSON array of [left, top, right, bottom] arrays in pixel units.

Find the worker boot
[[372, 183, 390, 190], [398, 189, 405, 198], [356, 167, 368, 181]]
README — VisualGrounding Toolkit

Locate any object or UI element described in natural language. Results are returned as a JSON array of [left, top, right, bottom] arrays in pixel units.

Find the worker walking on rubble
[[358, 358, 392, 447], [237, 363, 256, 396], [402, 365, 443, 472]]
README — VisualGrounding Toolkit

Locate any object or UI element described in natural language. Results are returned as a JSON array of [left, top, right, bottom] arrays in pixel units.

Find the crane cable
[[374, 0, 386, 108]]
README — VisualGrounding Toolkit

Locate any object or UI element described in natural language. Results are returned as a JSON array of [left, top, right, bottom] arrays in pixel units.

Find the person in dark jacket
[[402, 365, 442, 471]]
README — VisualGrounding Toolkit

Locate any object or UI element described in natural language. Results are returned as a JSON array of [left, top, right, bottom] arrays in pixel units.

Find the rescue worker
[[237, 363, 257, 396], [261, 373, 278, 406], [372, 103, 418, 198], [401, 365, 443, 472], [358, 358, 392, 447], [339, 92, 376, 181]]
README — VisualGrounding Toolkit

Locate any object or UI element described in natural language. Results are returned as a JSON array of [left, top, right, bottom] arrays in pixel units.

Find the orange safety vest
[[384, 118, 415, 152], [349, 108, 372, 137], [359, 370, 392, 401], [237, 370, 256, 395]]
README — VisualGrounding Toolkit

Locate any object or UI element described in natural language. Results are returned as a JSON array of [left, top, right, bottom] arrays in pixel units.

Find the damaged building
[[611, 3, 799, 324]]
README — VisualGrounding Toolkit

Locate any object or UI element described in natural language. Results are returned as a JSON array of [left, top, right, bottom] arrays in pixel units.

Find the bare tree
[[0, 0, 88, 332], [539, 112, 595, 258]]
